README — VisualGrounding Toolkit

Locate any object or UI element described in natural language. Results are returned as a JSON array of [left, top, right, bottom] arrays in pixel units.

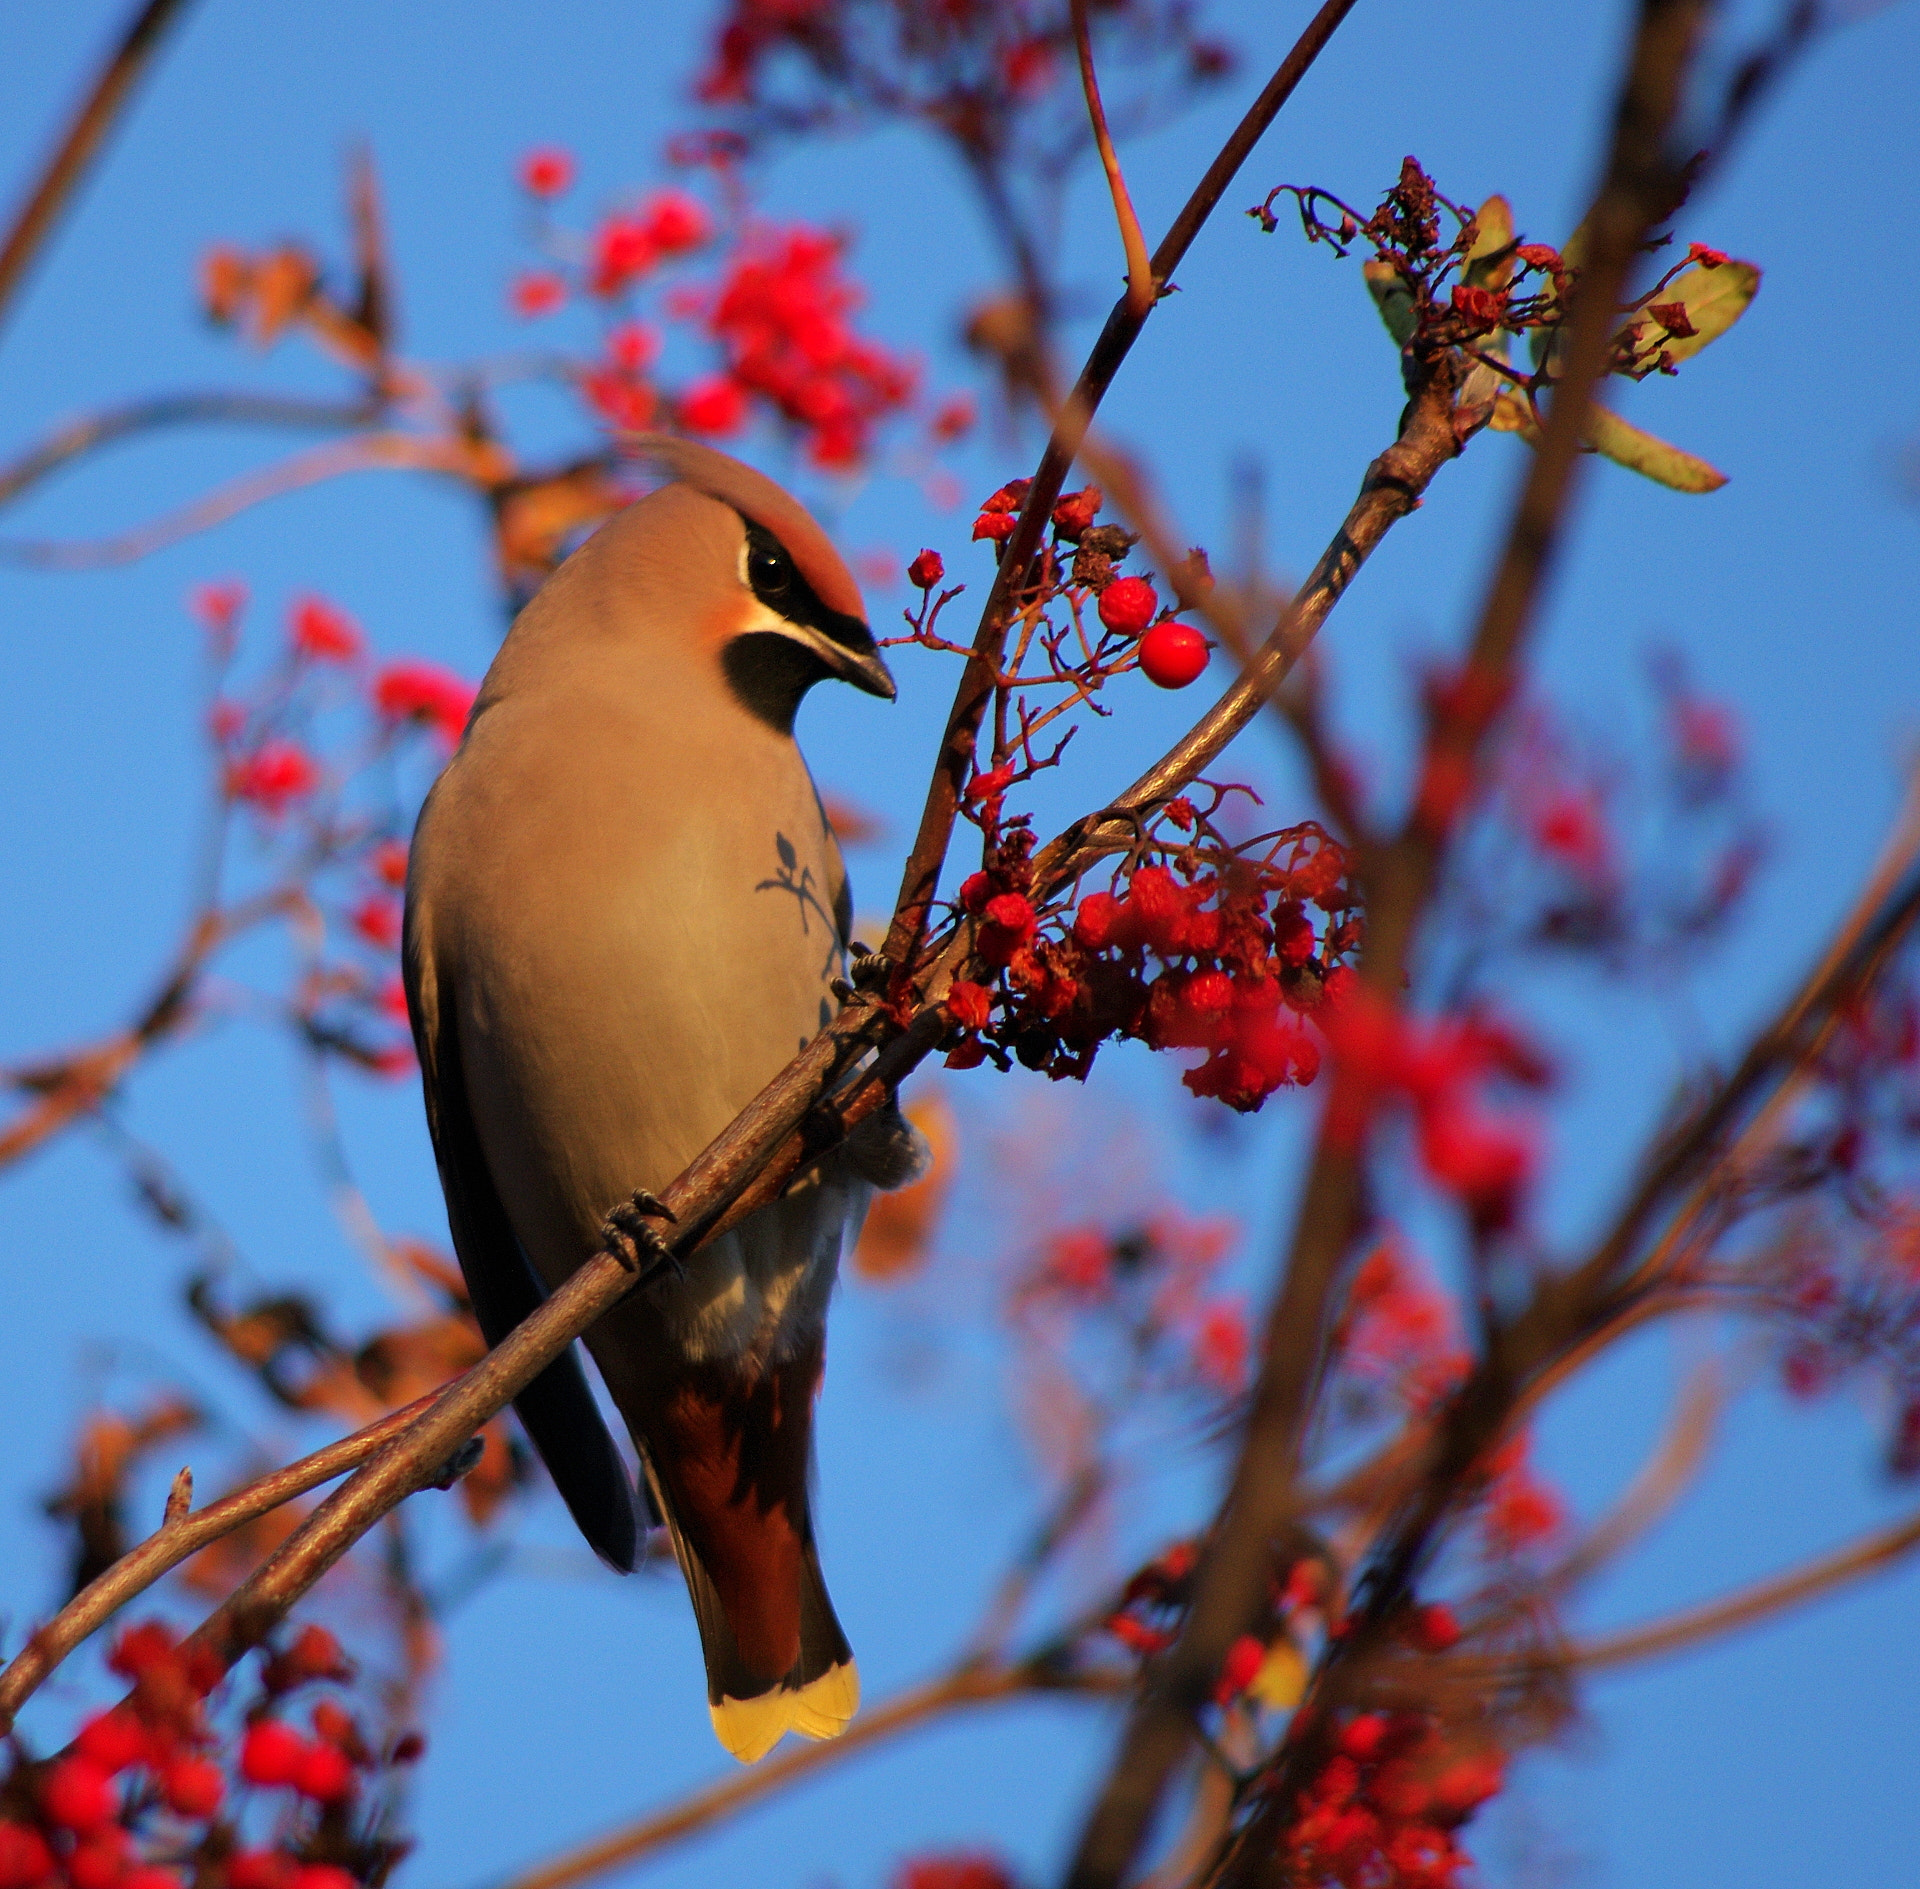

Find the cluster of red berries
[[191, 583, 435, 1081], [1281, 1705, 1505, 1889], [509, 149, 922, 470], [964, 480, 1212, 689], [942, 802, 1355, 1112], [0, 1622, 415, 1889]]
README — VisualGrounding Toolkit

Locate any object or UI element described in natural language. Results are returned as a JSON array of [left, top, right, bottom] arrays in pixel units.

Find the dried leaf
[[1584, 405, 1727, 491], [851, 1088, 956, 1282]]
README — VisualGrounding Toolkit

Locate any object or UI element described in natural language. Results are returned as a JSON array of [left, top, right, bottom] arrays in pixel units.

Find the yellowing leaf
[[1463, 195, 1516, 292], [1494, 397, 1728, 492], [1644, 259, 1760, 364], [1250, 1639, 1308, 1710], [1585, 405, 1727, 491], [851, 1087, 955, 1282]]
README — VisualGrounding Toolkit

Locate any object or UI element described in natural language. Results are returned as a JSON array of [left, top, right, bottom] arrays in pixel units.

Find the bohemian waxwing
[[402, 438, 924, 1764]]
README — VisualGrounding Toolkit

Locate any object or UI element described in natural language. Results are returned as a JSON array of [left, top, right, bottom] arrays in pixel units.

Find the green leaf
[[1584, 406, 1727, 491], [1362, 258, 1417, 347], [1642, 259, 1760, 363]]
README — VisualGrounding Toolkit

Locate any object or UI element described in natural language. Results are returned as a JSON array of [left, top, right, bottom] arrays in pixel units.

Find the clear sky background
[[0, 3, 1917, 1888]]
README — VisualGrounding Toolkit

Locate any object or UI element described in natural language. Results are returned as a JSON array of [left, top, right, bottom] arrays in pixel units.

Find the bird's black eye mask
[[740, 519, 874, 656], [725, 517, 885, 732]]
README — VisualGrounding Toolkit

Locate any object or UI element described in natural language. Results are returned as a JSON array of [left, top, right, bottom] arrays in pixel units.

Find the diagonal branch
[[878, 0, 1363, 982], [1071, 0, 1154, 318], [0, 0, 197, 339]]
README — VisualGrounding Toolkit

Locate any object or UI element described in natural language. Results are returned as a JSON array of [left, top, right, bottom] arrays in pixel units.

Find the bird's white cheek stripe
[[732, 596, 857, 674]]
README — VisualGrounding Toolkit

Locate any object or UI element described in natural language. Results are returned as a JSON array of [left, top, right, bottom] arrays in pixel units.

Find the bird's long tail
[[641, 1454, 858, 1764]]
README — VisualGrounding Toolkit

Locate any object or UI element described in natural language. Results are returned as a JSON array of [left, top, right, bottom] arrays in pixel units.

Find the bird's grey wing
[[407, 934, 648, 1572]]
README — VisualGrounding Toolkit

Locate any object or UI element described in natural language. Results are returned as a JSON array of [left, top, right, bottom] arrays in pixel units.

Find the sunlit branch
[[1071, 0, 1154, 318]]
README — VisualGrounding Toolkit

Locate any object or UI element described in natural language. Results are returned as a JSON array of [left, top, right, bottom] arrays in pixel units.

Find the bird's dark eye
[[749, 544, 790, 595]]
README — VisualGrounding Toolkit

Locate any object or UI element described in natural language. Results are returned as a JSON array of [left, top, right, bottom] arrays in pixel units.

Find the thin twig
[[1071, 0, 1154, 317]]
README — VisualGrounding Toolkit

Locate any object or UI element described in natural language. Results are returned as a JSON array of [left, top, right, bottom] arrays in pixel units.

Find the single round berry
[[1097, 576, 1158, 635], [1137, 621, 1210, 689]]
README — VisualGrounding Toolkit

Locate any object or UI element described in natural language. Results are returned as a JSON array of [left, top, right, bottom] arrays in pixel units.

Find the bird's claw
[[848, 943, 891, 991], [603, 1190, 682, 1280]]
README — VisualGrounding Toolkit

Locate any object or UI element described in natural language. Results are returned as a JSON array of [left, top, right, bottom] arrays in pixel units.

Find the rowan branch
[[0, 0, 197, 339], [0, 391, 379, 511], [0, 1391, 444, 1732], [0, 431, 506, 568]]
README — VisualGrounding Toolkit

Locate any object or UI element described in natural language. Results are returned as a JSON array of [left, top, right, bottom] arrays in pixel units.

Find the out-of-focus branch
[[0, 431, 508, 568], [1063, 6, 1730, 1883], [1071, 0, 1154, 317], [0, 1390, 443, 1732], [480, 1660, 1129, 1889], [0, 0, 197, 339], [0, 391, 378, 511], [0, 888, 301, 1170], [1568, 1505, 1920, 1670]]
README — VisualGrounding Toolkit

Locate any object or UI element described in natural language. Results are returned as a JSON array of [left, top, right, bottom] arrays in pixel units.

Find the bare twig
[[0, 0, 197, 339], [1071, 0, 1154, 318], [0, 431, 507, 568], [0, 392, 380, 511]]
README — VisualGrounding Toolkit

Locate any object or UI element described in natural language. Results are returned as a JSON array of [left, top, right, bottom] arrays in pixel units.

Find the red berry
[[75, 1712, 149, 1777], [518, 148, 574, 197], [226, 1854, 292, 1889], [1137, 621, 1210, 689], [123, 1869, 183, 1889], [288, 1867, 357, 1889], [292, 1742, 355, 1805], [1411, 1602, 1462, 1652], [239, 1721, 307, 1789], [1097, 576, 1158, 635], [281, 1625, 351, 1686], [0, 1823, 56, 1889], [907, 548, 945, 589], [66, 1834, 130, 1889], [42, 1758, 118, 1832], [161, 1757, 223, 1819]]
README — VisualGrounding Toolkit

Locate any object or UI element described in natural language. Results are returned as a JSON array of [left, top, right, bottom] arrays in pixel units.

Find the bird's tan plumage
[[404, 452, 907, 1761]]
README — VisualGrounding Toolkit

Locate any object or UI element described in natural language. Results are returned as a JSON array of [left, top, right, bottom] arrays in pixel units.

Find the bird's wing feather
[[406, 920, 648, 1570]]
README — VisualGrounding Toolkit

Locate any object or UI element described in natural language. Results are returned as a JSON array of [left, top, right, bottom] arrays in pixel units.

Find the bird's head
[[634, 436, 895, 734]]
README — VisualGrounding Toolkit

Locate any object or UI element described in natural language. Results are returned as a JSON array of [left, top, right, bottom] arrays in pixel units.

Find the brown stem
[[1072, 0, 1154, 317], [0, 0, 197, 339], [0, 1392, 443, 1732], [1569, 1506, 1920, 1670]]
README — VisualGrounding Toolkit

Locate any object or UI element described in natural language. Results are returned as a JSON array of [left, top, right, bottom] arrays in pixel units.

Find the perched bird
[[403, 439, 921, 1763]]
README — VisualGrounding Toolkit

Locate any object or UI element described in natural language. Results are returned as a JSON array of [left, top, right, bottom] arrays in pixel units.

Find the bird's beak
[[828, 636, 897, 702]]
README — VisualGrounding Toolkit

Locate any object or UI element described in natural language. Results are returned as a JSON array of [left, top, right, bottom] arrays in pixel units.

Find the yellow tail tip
[[710, 1660, 860, 1764]]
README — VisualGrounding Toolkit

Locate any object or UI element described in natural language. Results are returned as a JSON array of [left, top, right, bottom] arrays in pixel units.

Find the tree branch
[[0, 0, 197, 339], [0, 1391, 444, 1732]]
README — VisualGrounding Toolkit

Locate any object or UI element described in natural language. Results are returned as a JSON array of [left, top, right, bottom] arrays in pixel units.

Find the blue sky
[[0, 3, 1917, 1887]]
